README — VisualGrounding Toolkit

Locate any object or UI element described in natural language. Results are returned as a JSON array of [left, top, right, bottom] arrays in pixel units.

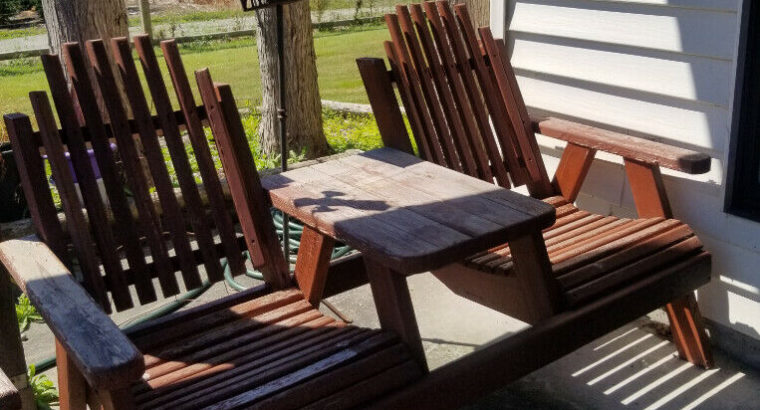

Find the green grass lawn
[[0, 24, 389, 141]]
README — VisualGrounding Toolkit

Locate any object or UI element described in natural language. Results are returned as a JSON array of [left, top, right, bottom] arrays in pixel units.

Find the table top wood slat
[[263, 148, 555, 273]]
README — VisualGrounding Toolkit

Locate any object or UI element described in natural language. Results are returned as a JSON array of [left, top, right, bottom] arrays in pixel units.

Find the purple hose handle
[[43, 143, 117, 184]]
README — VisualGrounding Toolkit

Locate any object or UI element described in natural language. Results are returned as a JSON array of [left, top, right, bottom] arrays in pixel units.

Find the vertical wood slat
[[553, 143, 596, 202], [355, 57, 414, 155], [383, 41, 441, 164], [451, 3, 529, 187], [3, 114, 69, 260], [195, 69, 291, 289], [477, 27, 554, 197], [386, 13, 462, 172], [133, 35, 223, 283], [161, 39, 248, 275], [29, 91, 111, 311], [40, 54, 133, 311], [433, 1, 511, 188], [63, 42, 158, 305], [413, 3, 494, 183], [403, 5, 480, 179], [111, 37, 203, 291], [86, 39, 180, 297], [294, 225, 335, 306]]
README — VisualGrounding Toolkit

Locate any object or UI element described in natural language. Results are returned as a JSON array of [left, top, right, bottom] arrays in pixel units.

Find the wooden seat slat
[[112, 37, 203, 292], [86, 39, 181, 298], [29, 92, 111, 310], [41, 54, 134, 310], [133, 35, 224, 283], [63, 42, 158, 305], [161, 39, 249, 274]]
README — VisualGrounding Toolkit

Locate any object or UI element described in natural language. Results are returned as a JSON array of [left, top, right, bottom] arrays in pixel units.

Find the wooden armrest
[[0, 369, 20, 410], [532, 117, 711, 174], [0, 235, 144, 390]]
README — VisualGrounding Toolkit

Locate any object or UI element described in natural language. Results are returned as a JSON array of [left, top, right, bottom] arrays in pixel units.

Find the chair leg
[[666, 294, 713, 368], [97, 388, 135, 410], [56, 340, 87, 410]]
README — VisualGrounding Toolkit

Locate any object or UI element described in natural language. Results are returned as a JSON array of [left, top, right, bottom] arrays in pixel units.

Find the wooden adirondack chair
[[0, 36, 423, 409], [358, 1, 713, 372]]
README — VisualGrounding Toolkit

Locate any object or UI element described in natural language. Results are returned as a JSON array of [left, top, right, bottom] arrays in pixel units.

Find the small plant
[[16, 293, 42, 333], [28, 364, 59, 410]]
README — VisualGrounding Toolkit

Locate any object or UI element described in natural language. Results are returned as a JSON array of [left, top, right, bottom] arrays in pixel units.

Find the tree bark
[[449, 0, 490, 29], [254, 2, 329, 160]]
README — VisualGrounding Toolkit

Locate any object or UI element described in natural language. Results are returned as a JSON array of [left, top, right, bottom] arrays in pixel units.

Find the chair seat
[[128, 288, 423, 409], [463, 196, 705, 307]]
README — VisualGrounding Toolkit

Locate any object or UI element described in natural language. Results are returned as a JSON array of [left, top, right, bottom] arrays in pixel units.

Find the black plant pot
[[0, 144, 27, 222]]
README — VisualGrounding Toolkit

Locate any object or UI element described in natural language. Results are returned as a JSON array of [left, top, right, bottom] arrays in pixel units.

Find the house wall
[[492, 0, 760, 357]]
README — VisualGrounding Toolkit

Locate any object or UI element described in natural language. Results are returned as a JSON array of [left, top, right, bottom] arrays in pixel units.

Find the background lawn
[[0, 24, 390, 140]]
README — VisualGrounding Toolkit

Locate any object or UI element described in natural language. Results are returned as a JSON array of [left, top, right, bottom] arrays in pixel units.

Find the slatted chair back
[[359, 1, 554, 197], [5, 35, 289, 314]]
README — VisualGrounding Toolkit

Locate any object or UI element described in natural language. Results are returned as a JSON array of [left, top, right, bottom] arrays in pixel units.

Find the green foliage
[[27, 365, 59, 410], [323, 108, 383, 152], [0, 57, 41, 76], [16, 293, 42, 333]]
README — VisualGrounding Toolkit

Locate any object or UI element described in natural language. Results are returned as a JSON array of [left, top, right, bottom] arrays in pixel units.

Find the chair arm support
[[0, 369, 20, 410], [0, 235, 144, 390], [532, 117, 711, 174]]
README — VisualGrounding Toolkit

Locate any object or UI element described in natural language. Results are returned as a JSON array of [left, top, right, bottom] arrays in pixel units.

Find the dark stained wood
[[535, 117, 712, 174], [553, 143, 596, 202], [85, 39, 180, 297], [509, 231, 562, 321], [29, 92, 111, 310], [56, 339, 87, 410], [0, 368, 20, 410], [366, 258, 427, 371], [356, 57, 414, 154], [195, 69, 290, 287], [41, 53, 134, 310], [112, 36, 203, 291], [294, 225, 335, 306], [63, 42, 157, 305], [133, 35, 223, 283], [161, 39, 247, 277], [0, 235, 144, 390], [0, 262, 33, 410]]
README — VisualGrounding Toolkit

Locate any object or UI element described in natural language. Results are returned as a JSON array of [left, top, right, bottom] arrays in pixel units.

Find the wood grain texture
[[0, 369, 20, 410], [263, 148, 556, 273], [552, 143, 596, 202], [294, 225, 335, 306], [536, 117, 711, 174], [56, 339, 87, 410], [0, 236, 144, 390]]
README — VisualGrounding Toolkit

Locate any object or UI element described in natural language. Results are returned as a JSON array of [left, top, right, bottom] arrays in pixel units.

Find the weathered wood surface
[[0, 236, 144, 390], [263, 147, 556, 273], [0, 368, 21, 410], [535, 117, 711, 174]]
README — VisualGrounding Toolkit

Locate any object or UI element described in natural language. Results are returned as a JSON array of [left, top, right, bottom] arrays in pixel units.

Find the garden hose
[[31, 209, 353, 373]]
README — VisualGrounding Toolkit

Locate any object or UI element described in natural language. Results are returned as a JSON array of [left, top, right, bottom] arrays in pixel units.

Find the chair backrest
[[359, 1, 554, 198], [4, 35, 289, 314]]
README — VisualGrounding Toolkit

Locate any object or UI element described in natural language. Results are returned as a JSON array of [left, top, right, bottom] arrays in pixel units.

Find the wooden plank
[[666, 294, 714, 368], [41, 53, 133, 310], [355, 57, 414, 154], [386, 12, 462, 171], [294, 225, 335, 306], [3, 114, 68, 260], [625, 159, 674, 218], [552, 143, 596, 202], [63, 42, 157, 305], [29, 92, 110, 310], [452, 3, 529, 186], [161, 39, 247, 278], [366, 258, 427, 371], [195, 70, 289, 286], [0, 368, 21, 410], [86, 39, 179, 297], [419, 3, 494, 183], [0, 236, 144, 390], [133, 35, 223, 283], [56, 339, 87, 410], [435, 1, 512, 188], [403, 4, 479, 178], [112, 37, 202, 291], [536, 117, 711, 174], [509, 231, 561, 321], [0, 262, 33, 410]]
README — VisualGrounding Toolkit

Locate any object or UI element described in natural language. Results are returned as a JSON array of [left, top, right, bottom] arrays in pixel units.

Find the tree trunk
[[254, 2, 329, 160], [41, 0, 129, 114], [449, 0, 490, 28]]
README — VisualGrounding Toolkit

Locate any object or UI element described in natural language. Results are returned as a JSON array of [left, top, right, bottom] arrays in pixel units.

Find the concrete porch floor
[[20, 270, 760, 409]]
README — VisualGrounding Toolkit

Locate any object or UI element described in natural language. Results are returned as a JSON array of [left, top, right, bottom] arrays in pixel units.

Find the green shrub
[[28, 365, 58, 410]]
